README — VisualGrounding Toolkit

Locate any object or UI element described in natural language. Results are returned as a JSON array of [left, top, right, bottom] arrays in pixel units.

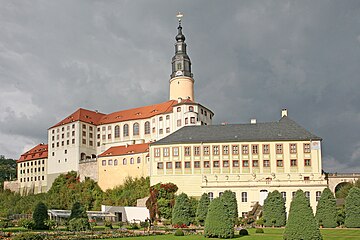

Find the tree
[[204, 197, 234, 238], [32, 202, 49, 230], [69, 202, 87, 220], [196, 193, 210, 226], [345, 187, 360, 228], [284, 190, 322, 240], [220, 190, 238, 226], [315, 188, 337, 228], [172, 193, 192, 226], [263, 190, 286, 227], [68, 201, 90, 231]]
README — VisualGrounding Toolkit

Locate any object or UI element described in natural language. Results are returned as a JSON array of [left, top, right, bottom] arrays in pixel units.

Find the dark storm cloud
[[0, 0, 359, 172]]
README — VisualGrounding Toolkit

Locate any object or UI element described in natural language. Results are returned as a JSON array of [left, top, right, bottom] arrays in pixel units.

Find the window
[[154, 148, 160, 157], [290, 159, 297, 167], [159, 116, 163, 121], [290, 143, 297, 154], [166, 127, 170, 133], [82, 139, 86, 145], [152, 127, 156, 133], [304, 176, 310, 181], [89, 126, 93, 131], [263, 144, 270, 154], [130, 158, 134, 164], [213, 146, 219, 155], [163, 148, 169, 157], [108, 159, 113, 165], [72, 131, 75, 136], [252, 145, 258, 154], [185, 118, 188, 125], [72, 139, 75, 144], [97, 134, 100, 139], [281, 192, 287, 202], [208, 192, 214, 201], [166, 162, 172, 169], [102, 126, 106, 131], [144, 121, 150, 134], [304, 159, 311, 166], [204, 161, 210, 168], [194, 146, 200, 156], [102, 160, 106, 166], [219, 192, 223, 197], [177, 119, 181, 126], [89, 133, 93, 138], [277, 160, 283, 167], [177, 107, 181, 112], [157, 162, 163, 169], [292, 192, 296, 199], [185, 162, 191, 168], [223, 145, 229, 155], [184, 147, 191, 156], [175, 162, 181, 169], [203, 146, 210, 155], [159, 129, 163, 134], [108, 126, 111, 130], [114, 125, 120, 138], [242, 145, 249, 154], [123, 158, 127, 165], [114, 159, 118, 166], [276, 144, 283, 154], [123, 124, 129, 137], [241, 192, 248, 202], [263, 160, 270, 167], [304, 143, 311, 153], [190, 117, 195, 124], [107, 134, 111, 139], [166, 115, 170, 120], [253, 160, 259, 167], [233, 160, 239, 167], [305, 191, 310, 199], [213, 161, 219, 167], [316, 191, 321, 201], [194, 161, 200, 168], [232, 145, 239, 154], [137, 157, 141, 164], [189, 106, 194, 112], [133, 122, 139, 136], [173, 147, 179, 156], [242, 160, 249, 167], [102, 135, 106, 140], [223, 160, 229, 167]]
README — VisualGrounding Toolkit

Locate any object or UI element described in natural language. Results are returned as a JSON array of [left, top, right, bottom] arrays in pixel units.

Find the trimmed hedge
[[263, 190, 286, 227], [345, 187, 360, 228], [172, 193, 192, 226], [196, 193, 210, 226], [174, 229, 185, 236], [315, 188, 337, 228], [33, 202, 49, 230], [220, 190, 238, 226]]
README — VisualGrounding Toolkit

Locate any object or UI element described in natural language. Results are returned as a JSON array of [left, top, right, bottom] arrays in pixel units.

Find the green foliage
[[12, 232, 44, 240], [0, 155, 17, 188], [204, 197, 234, 238], [32, 202, 49, 230], [69, 202, 87, 220], [44, 219, 57, 230], [263, 190, 286, 227], [239, 229, 249, 236], [67, 218, 90, 231], [315, 188, 337, 228], [188, 196, 198, 224], [256, 217, 264, 226], [255, 228, 264, 233], [103, 177, 150, 206], [284, 190, 322, 240], [336, 179, 360, 199], [174, 229, 185, 236], [18, 218, 35, 230], [345, 187, 360, 228], [104, 220, 113, 229], [172, 193, 192, 226], [336, 206, 345, 226], [196, 193, 210, 226], [146, 182, 178, 221], [220, 190, 238, 226]]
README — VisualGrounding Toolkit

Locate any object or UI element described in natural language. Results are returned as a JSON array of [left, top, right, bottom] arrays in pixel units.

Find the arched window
[[123, 158, 127, 165], [114, 125, 120, 138], [189, 106, 194, 112], [130, 158, 134, 164], [123, 124, 129, 137], [144, 121, 150, 134], [177, 107, 181, 112], [137, 157, 141, 164], [208, 192, 214, 201], [133, 122, 139, 136]]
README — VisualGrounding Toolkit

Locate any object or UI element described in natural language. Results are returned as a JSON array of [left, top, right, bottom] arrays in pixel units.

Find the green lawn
[[101, 228, 360, 240]]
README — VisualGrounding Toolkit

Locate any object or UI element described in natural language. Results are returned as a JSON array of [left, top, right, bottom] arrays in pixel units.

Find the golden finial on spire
[[176, 12, 184, 24]]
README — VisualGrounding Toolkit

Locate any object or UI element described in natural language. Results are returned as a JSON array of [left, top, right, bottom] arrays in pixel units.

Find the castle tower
[[169, 13, 195, 101]]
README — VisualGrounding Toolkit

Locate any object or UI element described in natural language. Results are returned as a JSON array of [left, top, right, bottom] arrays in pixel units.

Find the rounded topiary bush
[[174, 229, 185, 236], [255, 228, 264, 233], [239, 229, 249, 236]]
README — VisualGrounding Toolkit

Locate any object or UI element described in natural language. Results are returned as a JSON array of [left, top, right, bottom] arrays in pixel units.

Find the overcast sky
[[1, 0, 360, 173]]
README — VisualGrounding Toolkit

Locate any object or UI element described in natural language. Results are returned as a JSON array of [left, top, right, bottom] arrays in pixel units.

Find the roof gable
[[99, 143, 149, 157]]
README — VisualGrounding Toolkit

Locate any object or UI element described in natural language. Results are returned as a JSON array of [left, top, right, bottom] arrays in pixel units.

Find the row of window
[[154, 143, 312, 157], [19, 167, 45, 174], [51, 131, 76, 141], [157, 159, 312, 169], [207, 190, 322, 202], [101, 157, 142, 166], [19, 160, 45, 168], [20, 175, 45, 182], [52, 138, 76, 148], [51, 124, 76, 134]]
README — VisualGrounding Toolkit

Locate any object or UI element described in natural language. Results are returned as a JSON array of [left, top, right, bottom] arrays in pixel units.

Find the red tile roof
[[50, 108, 105, 128], [17, 143, 48, 163], [99, 143, 149, 157]]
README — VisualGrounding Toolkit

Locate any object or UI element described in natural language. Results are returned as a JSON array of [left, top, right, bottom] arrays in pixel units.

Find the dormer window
[[189, 106, 194, 112], [177, 107, 181, 112]]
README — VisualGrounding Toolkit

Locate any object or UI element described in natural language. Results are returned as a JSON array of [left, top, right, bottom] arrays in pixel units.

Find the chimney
[[250, 119, 257, 124], [281, 109, 288, 117], [177, 97, 182, 103]]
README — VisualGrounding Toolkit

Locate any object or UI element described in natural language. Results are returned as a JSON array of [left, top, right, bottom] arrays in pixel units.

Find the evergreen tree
[[220, 190, 238, 226], [32, 202, 49, 230], [69, 202, 88, 220], [315, 188, 337, 228], [172, 193, 192, 226], [196, 193, 210, 226], [263, 190, 286, 227], [345, 187, 360, 228], [204, 197, 234, 238], [284, 190, 322, 240]]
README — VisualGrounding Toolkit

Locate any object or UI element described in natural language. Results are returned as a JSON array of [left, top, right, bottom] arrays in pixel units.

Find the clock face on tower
[[175, 70, 183, 76]]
